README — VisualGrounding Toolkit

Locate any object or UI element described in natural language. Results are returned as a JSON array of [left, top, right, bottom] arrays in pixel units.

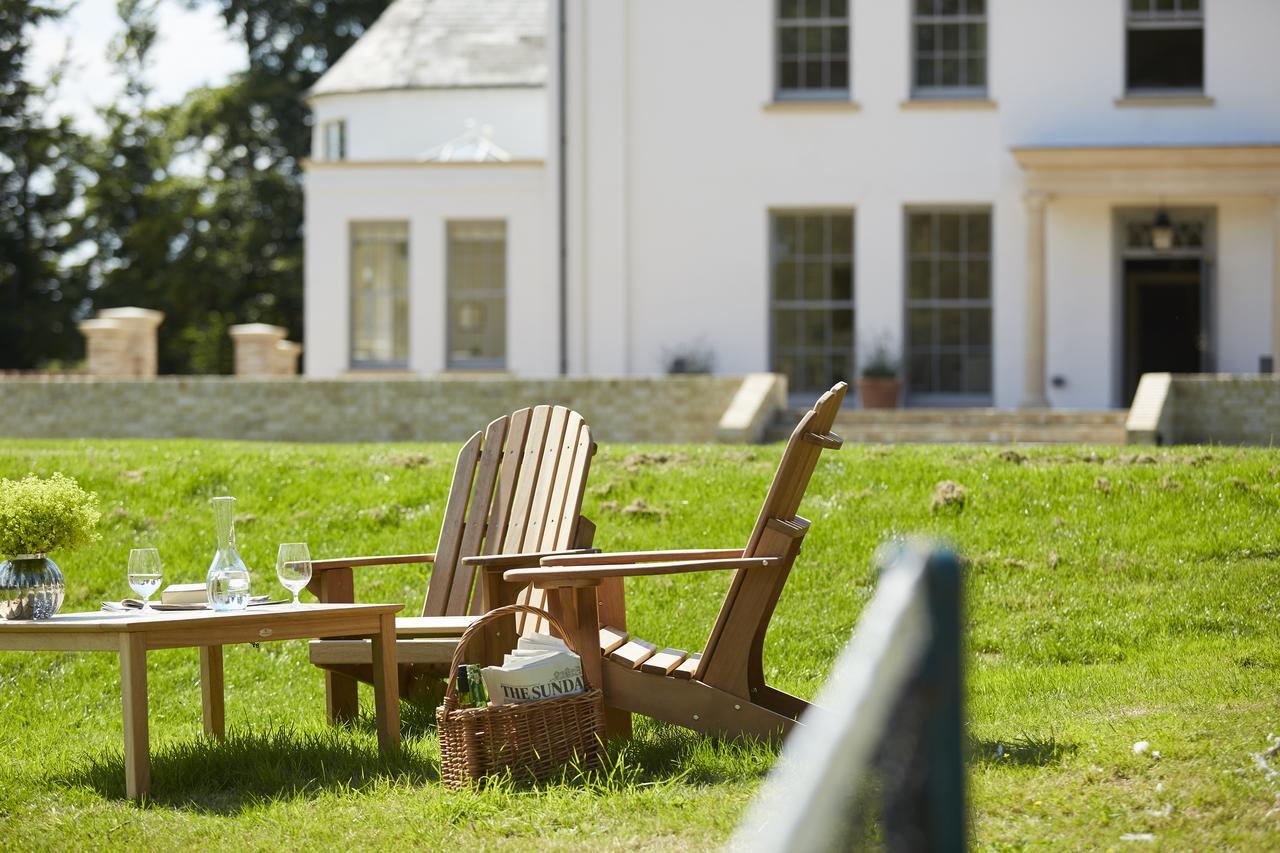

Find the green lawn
[[1, 439, 1278, 849]]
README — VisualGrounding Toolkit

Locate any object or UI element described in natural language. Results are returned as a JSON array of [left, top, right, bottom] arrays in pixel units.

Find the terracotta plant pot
[[858, 377, 902, 409]]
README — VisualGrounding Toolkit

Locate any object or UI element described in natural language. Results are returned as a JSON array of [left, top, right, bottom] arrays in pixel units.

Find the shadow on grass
[[969, 733, 1078, 767], [56, 725, 439, 813], [609, 720, 781, 786]]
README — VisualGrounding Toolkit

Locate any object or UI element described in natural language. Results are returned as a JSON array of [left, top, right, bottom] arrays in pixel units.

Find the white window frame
[[768, 209, 856, 398], [1124, 0, 1204, 95], [323, 119, 346, 161], [446, 220, 508, 371], [775, 0, 851, 101], [349, 221, 409, 369], [910, 0, 988, 100], [903, 207, 993, 403]]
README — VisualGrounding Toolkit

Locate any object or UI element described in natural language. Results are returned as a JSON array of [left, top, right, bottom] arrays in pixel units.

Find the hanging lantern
[[1151, 209, 1175, 251]]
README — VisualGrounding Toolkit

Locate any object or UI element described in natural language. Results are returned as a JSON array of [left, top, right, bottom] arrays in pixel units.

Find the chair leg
[[325, 670, 359, 725]]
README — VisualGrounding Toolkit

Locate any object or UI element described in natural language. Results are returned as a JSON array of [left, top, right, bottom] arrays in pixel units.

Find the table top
[[0, 602, 403, 635]]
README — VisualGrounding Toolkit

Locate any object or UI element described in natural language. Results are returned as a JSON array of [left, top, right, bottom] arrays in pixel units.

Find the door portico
[[1012, 145, 1280, 408]]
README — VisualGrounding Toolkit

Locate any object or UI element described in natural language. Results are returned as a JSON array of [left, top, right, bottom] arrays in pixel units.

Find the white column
[[1272, 194, 1280, 370], [1022, 191, 1050, 407]]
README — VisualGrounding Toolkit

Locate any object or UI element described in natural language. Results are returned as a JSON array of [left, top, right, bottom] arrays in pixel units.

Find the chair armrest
[[504, 556, 782, 586], [311, 553, 436, 572], [460, 548, 601, 571], [539, 548, 743, 567]]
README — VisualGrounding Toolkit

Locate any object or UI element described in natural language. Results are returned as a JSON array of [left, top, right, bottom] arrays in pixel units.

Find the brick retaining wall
[[1127, 373, 1280, 445], [0, 375, 751, 444]]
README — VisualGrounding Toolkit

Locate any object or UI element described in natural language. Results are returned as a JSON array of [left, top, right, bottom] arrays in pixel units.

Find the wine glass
[[127, 548, 163, 612], [276, 543, 312, 607]]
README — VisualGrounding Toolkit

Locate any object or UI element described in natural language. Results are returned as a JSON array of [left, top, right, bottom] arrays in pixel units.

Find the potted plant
[[0, 473, 101, 620], [858, 340, 902, 409]]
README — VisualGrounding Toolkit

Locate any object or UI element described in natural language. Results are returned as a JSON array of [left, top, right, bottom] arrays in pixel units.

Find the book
[[161, 582, 207, 605], [480, 632, 586, 706]]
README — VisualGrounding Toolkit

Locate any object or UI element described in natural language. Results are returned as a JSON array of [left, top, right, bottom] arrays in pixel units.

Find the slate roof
[[310, 0, 547, 97]]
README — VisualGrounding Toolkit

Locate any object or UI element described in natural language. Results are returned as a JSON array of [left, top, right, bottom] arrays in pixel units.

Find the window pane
[[829, 26, 848, 54], [831, 215, 853, 254], [939, 57, 961, 87], [802, 263, 825, 300], [941, 23, 961, 51], [780, 28, 800, 53], [803, 26, 824, 51], [908, 213, 934, 255], [1126, 27, 1203, 90], [831, 309, 853, 347], [916, 58, 935, 88], [780, 61, 801, 89], [831, 262, 853, 301], [1130, 0, 1151, 11], [447, 220, 506, 368], [938, 259, 962, 299], [966, 211, 991, 251], [964, 23, 985, 51], [965, 0, 985, 12], [938, 309, 964, 346], [916, 25, 935, 52], [829, 60, 849, 89], [909, 259, 933, 299], [776, 215, 798, 257], [967, 309, 991, 346], [965, 58, 986, 87], [966, 258, 991, 299], [909, 309, 934, 346], [774, 310, 800, 348], [803, 61, 824, 88], [939, 0, 960, 14], [939, 214, 962, 253], [780, 0, 804, 19], [774, 260, 798, 300], [801, 217, 824, 255], [910, 353, 935, 392], [827, 0, 848, 15]]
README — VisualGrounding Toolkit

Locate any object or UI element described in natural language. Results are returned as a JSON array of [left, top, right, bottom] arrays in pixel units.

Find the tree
[[0, 0, 89, 369]]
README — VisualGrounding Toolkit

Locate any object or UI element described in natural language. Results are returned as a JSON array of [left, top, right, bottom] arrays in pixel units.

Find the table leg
[[199, 645, 225, 740], [370, 613, 401, 753], [119, 633, 150, 800]]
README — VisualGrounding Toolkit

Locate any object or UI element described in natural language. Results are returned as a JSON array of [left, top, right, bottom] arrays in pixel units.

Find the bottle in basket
[[455, 664, 473, 708], [466, 664, 488, 707]]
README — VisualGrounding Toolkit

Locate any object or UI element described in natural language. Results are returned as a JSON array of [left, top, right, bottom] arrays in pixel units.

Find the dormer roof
[[310, 0, 546, 98]]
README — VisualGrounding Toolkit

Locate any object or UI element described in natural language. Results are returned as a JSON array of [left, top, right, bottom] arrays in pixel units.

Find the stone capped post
[[229, 323, 288, 376], [96, 307, 164, 377], [77, 318, 130, 377], [274, 340, 303, 376]]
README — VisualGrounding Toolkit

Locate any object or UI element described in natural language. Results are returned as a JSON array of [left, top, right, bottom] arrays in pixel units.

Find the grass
[[0, 439, 1278, 849]]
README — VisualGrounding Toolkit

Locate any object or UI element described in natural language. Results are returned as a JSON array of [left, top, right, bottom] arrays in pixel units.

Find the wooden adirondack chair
[[307, 404, 600, 723], [503, 382, 847, 741]]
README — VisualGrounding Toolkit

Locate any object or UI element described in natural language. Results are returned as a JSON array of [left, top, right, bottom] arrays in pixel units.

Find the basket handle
[[442, 603, 591, 709]]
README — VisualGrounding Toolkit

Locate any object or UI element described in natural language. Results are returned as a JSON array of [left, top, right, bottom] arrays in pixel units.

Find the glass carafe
[[206, 496, 251, 611]]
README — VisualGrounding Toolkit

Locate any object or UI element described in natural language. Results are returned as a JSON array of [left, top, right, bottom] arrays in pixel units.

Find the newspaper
[[480, 633, 587, 706]]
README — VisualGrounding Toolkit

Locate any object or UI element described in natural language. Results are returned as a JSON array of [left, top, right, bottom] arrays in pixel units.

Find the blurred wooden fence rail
[[733, 543, 966, 853]]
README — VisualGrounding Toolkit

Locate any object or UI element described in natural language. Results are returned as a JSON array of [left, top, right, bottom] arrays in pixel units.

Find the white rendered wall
[[562, 0, 1280, 408], [303, 164, 554, 377], [311, 88, 547, 161]]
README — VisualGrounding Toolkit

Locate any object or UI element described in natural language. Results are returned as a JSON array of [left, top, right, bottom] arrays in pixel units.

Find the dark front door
[[1123, 257, 1202, 402]]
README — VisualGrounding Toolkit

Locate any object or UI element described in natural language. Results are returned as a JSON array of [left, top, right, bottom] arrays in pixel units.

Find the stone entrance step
[[765, 408, 1129, 444]]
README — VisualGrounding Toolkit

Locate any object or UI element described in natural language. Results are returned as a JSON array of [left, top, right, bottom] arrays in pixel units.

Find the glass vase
[[0, 554, 65, 620], [206, 496, 251, 611]]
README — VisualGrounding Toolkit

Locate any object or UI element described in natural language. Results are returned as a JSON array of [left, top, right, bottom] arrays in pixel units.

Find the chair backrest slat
[[502, 405, 553, 554], [445, 414, 509, 615], [520, 405, 570, 553], [544, 412, 592, 551], [696, 382, 847, 686], [421, 430, 483, 617]]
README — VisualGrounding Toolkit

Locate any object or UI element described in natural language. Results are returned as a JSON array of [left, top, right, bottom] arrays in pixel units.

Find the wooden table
[[0, 603, 403, 800]]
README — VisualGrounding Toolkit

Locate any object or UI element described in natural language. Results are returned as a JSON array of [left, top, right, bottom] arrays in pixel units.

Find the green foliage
[[0, 0, 92, 369], [860, 338, 899, 378], [0, 472, 101, 555], [0, 440, 1279, 847]]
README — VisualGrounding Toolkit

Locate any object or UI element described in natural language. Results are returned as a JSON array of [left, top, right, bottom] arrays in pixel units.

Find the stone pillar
[[274, 340, 303, 376], [78, 319, 130, 377], [229, 324, 287, 376], [97, 307, 164, 377], [1272, 194, 1280, 370], [1022, 192, 1050, 408]]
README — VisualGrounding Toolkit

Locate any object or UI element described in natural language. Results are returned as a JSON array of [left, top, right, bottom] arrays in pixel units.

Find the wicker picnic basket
[[436, 603, 605, 789]]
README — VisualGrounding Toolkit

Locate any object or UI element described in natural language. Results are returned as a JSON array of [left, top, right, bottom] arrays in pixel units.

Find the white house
[[304, 0, 1280, 409]]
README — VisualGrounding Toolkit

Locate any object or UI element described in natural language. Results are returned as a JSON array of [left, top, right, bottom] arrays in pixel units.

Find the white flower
[[1133, 740, 1151, 755]]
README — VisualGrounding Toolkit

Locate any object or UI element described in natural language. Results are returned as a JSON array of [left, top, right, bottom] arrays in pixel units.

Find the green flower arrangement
[[0, 473, 102, 557]]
